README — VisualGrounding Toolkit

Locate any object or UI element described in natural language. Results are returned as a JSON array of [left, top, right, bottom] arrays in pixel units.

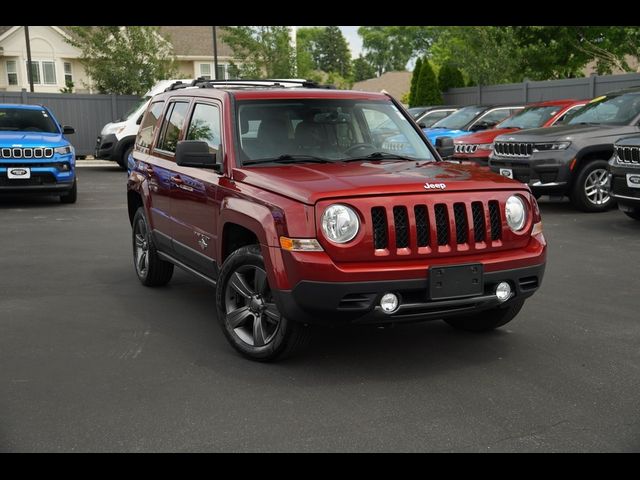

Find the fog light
[[380, 293, 399, 314], [495, 282, 512, 302]]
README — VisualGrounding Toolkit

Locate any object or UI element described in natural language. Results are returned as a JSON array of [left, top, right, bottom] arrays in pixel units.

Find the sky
[[339, 26, 363, 58]]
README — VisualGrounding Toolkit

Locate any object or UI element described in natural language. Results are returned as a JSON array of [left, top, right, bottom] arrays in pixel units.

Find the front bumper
[[272, 263, 545, 325], [95, 133, 117, 160], [609, 162, 640, 209], [0, 155, 75, 194], [489, 151, 574, 194]]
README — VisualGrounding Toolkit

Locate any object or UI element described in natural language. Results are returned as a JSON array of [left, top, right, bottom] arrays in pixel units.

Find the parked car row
[[415, 86, 640, 218]]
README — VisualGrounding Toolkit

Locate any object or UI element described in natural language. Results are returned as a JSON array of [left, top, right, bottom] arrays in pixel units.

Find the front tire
[[570, 160, 614, 212], [445, 298, 525, 332], [216, 245, 310, 362], [132, 207, 174, 286], [623, 208, 640, 221], [60, 178, 77, 204], [118, 145, 132, 171]]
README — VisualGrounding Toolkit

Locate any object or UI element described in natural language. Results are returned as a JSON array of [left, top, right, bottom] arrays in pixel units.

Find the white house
[[0, 26, 93, 93]]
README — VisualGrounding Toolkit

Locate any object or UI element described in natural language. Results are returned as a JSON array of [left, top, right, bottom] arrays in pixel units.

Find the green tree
[[66, 26, 177, 95], [437, 61, 465, 94], [296, 27, 324, 78], [352, 55, 376, 82], [316, 26, 352, 77], [358, 26, 414, 76], [431, 27, 523, 86], [408, 57, 422, 107], [414, 59, 441, 106], [222, 26, 295, 78]]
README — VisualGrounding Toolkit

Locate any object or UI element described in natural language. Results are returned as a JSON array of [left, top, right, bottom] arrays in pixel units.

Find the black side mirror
[[62, 126, 75, 135], [418, 122, 426, 129], [435, 136, 454, 159], [176, 140, 221, 171], [136, 115, 143, 125]]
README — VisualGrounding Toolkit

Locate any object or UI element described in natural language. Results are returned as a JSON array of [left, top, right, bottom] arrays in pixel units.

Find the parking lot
[[1, 162, 639, 452]]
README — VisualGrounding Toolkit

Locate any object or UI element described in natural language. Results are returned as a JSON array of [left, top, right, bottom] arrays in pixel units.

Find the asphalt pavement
[[1, 163, 639, 452]]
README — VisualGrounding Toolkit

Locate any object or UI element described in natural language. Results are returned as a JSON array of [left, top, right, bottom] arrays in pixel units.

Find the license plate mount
[[429, 264, 483, 300]]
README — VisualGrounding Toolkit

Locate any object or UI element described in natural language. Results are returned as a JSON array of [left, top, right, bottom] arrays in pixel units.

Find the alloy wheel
[[584, 168, 610, 206]]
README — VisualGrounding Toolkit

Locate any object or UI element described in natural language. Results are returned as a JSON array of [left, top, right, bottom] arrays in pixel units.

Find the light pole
[[24, 25, 34, 92], [212, 26, 219, 80]]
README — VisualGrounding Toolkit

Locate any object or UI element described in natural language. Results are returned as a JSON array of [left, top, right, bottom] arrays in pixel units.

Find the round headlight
[[321, 204, 359, 243], [505, 195, 527, 232]]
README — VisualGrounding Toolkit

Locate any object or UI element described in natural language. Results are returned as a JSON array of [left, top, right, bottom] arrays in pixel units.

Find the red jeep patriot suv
[[127, 79, 547, 361]]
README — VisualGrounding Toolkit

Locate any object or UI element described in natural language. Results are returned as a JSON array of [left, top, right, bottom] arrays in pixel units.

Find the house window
[[216, 64, 226, 80], [24, 61, 57, 85], [6, 60, 18, 85], [64, 62, 73, 85], [199, 63, 212, 80], [42, 61, 56, 85], [26, 61, 41, 84]]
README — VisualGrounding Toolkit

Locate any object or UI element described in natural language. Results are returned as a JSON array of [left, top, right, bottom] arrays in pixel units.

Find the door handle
[[170, 176, 184, 185]]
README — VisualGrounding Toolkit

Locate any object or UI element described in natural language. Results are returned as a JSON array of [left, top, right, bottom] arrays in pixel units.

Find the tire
[[623, 208, 640, 221], [118, 145, 132, 171], [444, 298, 525, 332], [132, 207, 174, 286], [216, 245, 310, 362], [570, 160, 614, 212], [60, 178, 77, 204]]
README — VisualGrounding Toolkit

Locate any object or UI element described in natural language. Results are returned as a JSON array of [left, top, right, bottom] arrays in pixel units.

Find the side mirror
[[176, 140, 221, 171], [435, 136, 454, 159], [418, 122, 426, 129], [62, 125, 75, 135], [136, 114, 143, 125]]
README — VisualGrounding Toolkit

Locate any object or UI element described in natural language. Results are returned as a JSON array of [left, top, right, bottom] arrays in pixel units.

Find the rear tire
[[216, 245, 310, 362], [445, 298, 525, 332], [570, 160, 614, 212], [60, 178, 77, 204], [132, 207, 174, 286]]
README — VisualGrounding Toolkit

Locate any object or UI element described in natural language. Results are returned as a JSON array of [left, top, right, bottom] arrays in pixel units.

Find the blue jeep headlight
[[54, 145, 73, 155]]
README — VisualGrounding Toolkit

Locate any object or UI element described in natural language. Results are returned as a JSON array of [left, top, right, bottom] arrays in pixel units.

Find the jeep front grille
[[0, 147, 54, 159], [454, 144, 478, 154], [370, 200, 502, 252], [615, 145, 640, 166], [494, 142, 533, 157]]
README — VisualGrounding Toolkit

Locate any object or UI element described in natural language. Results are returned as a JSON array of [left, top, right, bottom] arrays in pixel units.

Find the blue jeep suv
[[0, 104, 77, 203]]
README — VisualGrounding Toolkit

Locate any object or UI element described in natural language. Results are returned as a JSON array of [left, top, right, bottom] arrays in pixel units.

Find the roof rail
[[193, 78, 336, 90]]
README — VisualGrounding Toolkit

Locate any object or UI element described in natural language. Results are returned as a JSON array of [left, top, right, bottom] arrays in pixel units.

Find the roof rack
[[164, 77, 335, 92]]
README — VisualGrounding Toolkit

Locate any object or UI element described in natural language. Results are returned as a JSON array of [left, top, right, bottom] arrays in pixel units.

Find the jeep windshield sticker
[[589, 95, 606, 104]]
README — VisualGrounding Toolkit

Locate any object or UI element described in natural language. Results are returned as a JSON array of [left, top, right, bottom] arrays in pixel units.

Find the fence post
[[111, 94, 118, 121], [590, 75, 597, 98], [21, 88, 28, 104], [523, 81, 529, 103], [477, 84, 482, 104]]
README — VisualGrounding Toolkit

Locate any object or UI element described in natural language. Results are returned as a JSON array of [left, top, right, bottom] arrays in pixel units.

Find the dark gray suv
[[489, 87, 640, 212]]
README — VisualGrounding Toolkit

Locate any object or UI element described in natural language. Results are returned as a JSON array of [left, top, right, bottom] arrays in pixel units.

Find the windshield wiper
[[242, 154, 332, 166], [342, 152, 415, 162]]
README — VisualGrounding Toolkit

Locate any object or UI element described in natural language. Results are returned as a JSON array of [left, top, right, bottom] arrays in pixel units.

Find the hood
[[0, 132, 66, 147], [101, 121, 126, 136], [424, 128, 469, 143], [454, 128, 518, 145], [494, 123, 640, 143], [234, 160, 527, 205]]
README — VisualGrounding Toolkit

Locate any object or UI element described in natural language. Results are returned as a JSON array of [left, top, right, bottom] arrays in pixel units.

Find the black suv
[[609, 135, 640, 220], [489, 87, 640, 212]]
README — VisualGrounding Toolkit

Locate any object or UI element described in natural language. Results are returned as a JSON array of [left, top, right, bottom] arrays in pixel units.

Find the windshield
[[235, 98, 435, 165], [430, 105, 484, 130], [498, 105, 562, 129], [408, 107, 427, 119], [0, 107, 59, 133], [119, 97, 149, 122], [568, 93, 640, 126]]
